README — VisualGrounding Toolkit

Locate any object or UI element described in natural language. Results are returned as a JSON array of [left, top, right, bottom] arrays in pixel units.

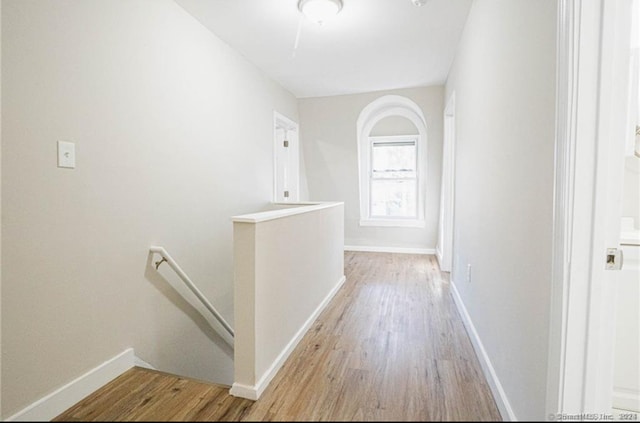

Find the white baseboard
[[344, 245, 435, 255], [613, 388, 640, 412], [6, 348, 136, 422], [449, 281, 516, 421], [230, 274, 347, 401], [229, 382, 259, 401], [134, 356, 156, 370]]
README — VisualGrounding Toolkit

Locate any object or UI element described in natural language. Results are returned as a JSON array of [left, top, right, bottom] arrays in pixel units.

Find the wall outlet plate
[[57, 141, 75, 169]]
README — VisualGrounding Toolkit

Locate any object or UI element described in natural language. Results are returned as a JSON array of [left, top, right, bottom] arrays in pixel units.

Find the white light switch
[[57, 141, 76, 169]]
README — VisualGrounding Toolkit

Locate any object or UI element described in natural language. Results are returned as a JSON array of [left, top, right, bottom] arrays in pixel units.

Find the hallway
[[55, 252, 500, 421]]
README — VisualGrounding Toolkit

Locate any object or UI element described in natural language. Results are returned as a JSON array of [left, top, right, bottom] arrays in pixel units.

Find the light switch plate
[[57, 141, 75, 169]]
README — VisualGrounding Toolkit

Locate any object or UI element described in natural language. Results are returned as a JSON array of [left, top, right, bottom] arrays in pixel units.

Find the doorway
[[437, 93, 455, 272], [274, 112, 299, 203], [548, 0, 638, 416]]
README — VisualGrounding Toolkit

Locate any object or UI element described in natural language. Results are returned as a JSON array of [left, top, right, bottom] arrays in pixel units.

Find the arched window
[[356, 95, 428, 227]]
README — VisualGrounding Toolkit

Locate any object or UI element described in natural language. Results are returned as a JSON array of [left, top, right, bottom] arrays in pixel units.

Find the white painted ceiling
[[174, 0, 473, 98]]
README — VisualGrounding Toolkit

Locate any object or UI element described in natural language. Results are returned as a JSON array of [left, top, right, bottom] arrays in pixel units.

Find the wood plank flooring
[[54, 252, 501, 421]]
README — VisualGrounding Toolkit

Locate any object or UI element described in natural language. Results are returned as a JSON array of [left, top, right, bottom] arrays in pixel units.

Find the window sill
[[359, 219, 426, 228]]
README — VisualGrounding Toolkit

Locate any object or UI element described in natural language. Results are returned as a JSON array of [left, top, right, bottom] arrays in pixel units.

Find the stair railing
[[149, 246, 235, 339]]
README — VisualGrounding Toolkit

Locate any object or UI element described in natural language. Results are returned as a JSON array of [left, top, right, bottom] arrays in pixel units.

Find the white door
[[437, 93, 455, 272], [548, 0, 636, 416], [274, 112, 299, 203], [613, 0, 640, 413], [595, 0, 637, 413], [581, 0, 634, 413]]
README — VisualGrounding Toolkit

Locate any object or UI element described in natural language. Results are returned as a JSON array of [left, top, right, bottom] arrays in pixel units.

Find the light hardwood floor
[[54, 252, 501, 421]]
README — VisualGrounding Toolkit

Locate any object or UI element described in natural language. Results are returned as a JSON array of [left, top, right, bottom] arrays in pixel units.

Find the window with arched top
[[356, 95, 428, 228]]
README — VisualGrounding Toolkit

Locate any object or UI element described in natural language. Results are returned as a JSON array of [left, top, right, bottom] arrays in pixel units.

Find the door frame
[[437, 92, 456, 272], [273, 111, 300, 203], [547, 0, 633, 416]]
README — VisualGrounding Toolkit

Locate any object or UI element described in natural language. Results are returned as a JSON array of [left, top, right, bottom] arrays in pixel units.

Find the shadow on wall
[[143, 253, 234, 361]]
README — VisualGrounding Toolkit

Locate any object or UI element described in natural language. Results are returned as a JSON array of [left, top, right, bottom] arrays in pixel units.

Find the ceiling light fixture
[[411, 0, 427, 6], [298, 0, 343, 25]]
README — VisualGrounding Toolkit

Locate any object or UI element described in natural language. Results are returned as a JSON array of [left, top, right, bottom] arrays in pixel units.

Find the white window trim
[[360, 219, 427, 228], [362, 135, 424, 227], [356, 95, 428, 228]]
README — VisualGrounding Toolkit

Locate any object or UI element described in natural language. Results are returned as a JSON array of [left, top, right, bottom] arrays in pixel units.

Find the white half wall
[[232, 203, 345, 400], [1, 0, 298, 418], [298, 86, 444, 251], [444, 0, 557, 420]]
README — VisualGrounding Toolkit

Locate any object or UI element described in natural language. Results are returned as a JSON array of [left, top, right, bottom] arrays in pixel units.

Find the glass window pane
[[371, 179, 417, 218], [372, 141, 416, 179]]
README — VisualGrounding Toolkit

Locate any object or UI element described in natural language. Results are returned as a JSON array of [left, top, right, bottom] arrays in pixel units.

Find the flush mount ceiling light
[[298, 0, 343, 25], [411, 0, 428, 6]]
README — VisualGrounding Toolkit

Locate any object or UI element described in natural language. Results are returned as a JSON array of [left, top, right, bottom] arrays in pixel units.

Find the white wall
[[1, 0, 298, 418], [298, 87, 443, 250], [445, 0, 556, 420], [370, 115, 418, 137]]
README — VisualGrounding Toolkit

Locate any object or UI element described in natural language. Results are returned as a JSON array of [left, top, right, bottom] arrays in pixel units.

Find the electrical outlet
[[467, 264, 472, 283]]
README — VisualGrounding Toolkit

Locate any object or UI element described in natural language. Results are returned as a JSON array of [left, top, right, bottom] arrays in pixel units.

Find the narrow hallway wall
[[444, 0, 557, 420], [1, 0, 298, 417]]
